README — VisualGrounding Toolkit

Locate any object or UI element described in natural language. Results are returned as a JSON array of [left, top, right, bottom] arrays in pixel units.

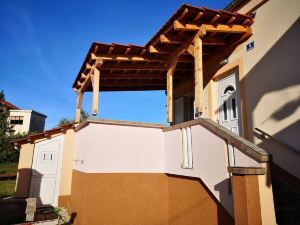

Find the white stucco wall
[[74, 123, 165, 173]]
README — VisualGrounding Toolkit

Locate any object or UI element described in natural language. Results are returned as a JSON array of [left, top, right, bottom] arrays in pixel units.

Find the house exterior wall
[[9, 110, 31, 133], [204, 0, 300, 179], [9, 110, 46, 133], [29, 112, 46, 133]]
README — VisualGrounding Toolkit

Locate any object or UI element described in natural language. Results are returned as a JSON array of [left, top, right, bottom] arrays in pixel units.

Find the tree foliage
[[56, 109, 90, 127], [0, 90, 27, 163]]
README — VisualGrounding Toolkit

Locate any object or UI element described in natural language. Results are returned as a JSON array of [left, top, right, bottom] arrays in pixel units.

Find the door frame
[[216, 72, 242, 135], [30, 135, 64, 206], [210, 58, 249, 139]]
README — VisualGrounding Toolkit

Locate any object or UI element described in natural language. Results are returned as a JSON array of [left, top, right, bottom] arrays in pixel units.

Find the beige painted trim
[[210, 58, 250, 139]]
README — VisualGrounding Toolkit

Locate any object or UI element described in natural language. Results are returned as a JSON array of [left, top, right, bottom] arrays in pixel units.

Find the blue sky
[[0, 0, 231, 129]]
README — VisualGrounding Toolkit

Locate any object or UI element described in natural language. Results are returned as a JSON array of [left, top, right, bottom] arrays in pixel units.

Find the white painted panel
[[30, 135, 64, 206]]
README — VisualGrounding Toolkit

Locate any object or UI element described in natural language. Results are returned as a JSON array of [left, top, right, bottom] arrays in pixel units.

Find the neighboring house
[[9, 110, 47, 133], [12, 1, 299, 225], [0, 99, 47, 133]]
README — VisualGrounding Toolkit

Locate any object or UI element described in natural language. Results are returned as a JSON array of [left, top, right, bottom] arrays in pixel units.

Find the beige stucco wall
[[59, 129, 75, 196], [15, 143, 34, 197], [242, 0, 300, 178]]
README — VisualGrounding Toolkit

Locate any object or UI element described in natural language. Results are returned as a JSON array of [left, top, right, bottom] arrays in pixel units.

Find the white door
[[30, 135, 64, 206], [217, 73, 241, 166], [217, 73, 241, 135]]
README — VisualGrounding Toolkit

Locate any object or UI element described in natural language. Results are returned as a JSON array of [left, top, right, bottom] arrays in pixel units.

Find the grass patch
[[0, 163, 18, 174], [0, 179, 16, 198]]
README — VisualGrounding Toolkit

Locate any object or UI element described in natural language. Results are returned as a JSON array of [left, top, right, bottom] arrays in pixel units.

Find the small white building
[[0, 99, 47, 133], [9, 110, 47, 133]]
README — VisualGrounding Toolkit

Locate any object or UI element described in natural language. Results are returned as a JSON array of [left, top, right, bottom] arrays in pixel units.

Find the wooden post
[[167, 56, 178, 123], [75, 91, 83, 122], [92, 68, 100, 116], [194, 36, 203, 118], [167, 67, 173, 123]]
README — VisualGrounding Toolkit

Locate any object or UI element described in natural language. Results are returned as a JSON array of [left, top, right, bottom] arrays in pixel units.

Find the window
[[10, 116, 24, 125], [232, 98, 237, 119], [223, 85, 235, 95], [222, 101, 228, 121]]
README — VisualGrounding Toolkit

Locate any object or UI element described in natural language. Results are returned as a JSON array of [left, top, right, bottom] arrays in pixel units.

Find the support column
[[194, 36, 203, 118], [167, 57, 178, 123], [92, 68, 100, 116], [75, 91, 83, 122]]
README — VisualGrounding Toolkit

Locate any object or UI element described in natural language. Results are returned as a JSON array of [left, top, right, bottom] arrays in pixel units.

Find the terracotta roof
[[10, 123, 77, 147], [0, 99, 20, 110], [73, 4, 254, 92]]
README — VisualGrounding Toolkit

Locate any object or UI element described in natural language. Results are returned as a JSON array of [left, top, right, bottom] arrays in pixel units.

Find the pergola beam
[[174, 20, 249, 33], [101, 64, 166, 71]]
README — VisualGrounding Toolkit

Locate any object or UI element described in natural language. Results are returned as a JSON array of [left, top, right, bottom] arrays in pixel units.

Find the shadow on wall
[[15, 168, 42, 205], [167, 174, 234, 225], [242, 18, 300, 150]]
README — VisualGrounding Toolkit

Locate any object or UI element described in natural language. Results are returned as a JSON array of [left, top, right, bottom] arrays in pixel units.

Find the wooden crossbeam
[[174, 20, 249, 33], [161, 34, 226, 46], [160, 34, 183, 44], [101, 80, 166, 86], [101, 64, 166, 71], [93, 54, 164, 62], [149, 45, 172, 54], [101, 73, 166, 79]]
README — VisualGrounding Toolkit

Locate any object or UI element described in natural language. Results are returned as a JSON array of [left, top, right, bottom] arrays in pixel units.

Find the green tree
[[56, 109, 90, 127], [0, 90, 27, 162]]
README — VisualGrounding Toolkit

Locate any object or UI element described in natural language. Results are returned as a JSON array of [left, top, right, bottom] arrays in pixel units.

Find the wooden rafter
[[193, 11, 204, 22]]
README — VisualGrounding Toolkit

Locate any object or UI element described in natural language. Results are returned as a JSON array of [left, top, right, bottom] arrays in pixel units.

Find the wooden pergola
[[72, 4, 253, 123]]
